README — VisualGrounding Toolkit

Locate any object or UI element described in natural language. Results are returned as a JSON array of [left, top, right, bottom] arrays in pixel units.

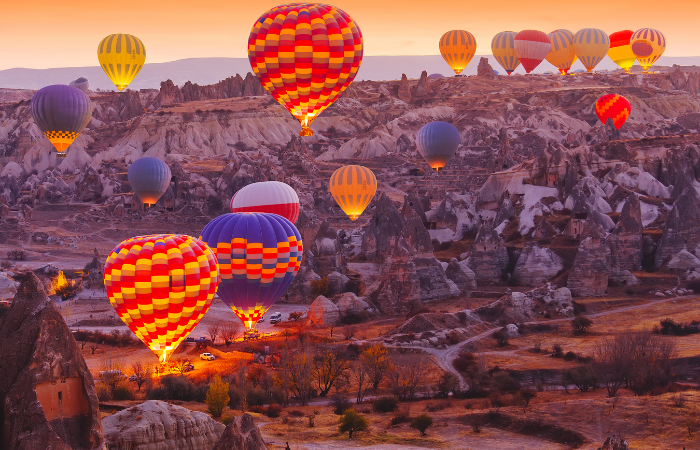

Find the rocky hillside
[[2, 64, 700, 314]]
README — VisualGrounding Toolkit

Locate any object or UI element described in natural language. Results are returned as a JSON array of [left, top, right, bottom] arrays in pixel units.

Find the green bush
[[410, 414, 433, 436], [373, 396, 399, 413], [338, 409, 369, 439]]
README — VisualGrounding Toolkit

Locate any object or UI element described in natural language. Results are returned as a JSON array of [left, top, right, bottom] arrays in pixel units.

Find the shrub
[[552, 344, 564, 358], [373, 396, 399, 413], [571, 316, 593, 334], [266, 404, 282, 418], [228, 386, 243, 410], [564, 351, 578, 361], [493, 329, 509, 347], [222, 414, 235, 425], [563, 365, 597, 392], [149, 375, 200, 402], [390, 406, 411, 425], [492, 372, 521, 392], [338, 409, 369, 439], [310, 278, 330, 296], [8, 250, 26, 260], [112, 383, 135, 400], [246, 387, 268, 407], [410, 414, 433, 436], [206, 375, 230, 418], [453, 352, 477, 374], [435, 372, 461, 397], [425, 401, 450, 412], [95, 383, 112, 401], [330, 393, 352, 415], [289, 409, 305, 417], [0, 260, 12, 270], [471, 417, 484, 433]]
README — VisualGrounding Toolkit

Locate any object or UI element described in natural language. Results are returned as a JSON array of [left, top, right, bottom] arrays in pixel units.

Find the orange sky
[[2, 0, 697, 70]]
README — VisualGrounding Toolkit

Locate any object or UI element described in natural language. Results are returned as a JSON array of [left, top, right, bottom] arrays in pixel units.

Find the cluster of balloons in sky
[[29, 3, 652, 362], [442, 28, 665, 76]]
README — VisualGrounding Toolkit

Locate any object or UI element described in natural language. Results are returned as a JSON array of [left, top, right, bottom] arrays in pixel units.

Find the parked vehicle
[[258, 316, 265, 323], [128, 375, 138, 382], [200, 352, 215, 361], [184, 364, 195, 372], [185, 337, 195, 342], [269, 312, 282, 324], [99, 369, 126, 380]]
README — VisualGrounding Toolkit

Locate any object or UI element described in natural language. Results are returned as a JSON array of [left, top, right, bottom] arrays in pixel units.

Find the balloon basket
[[300, 126, 313, 137], [56, 153, 67, 158]]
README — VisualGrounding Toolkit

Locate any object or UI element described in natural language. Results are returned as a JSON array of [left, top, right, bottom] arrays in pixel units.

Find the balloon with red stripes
[[595, 94, 631, 130], [230, 181, 300, 224], [514, 30, 551, 74]]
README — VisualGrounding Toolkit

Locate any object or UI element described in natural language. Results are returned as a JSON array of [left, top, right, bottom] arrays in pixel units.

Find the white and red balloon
[[230, 181, 300, 223]]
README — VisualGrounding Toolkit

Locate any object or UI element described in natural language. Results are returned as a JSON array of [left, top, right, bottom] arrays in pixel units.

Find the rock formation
[[307, 295, 340, 326], [362, 192, 407, 261], [426, 193, 480, 241], [0, 272, 103, 450], [477, 57, 496, 78], [332, 292, 372, 316], [568, 221, 611, 296], [655, 187, 700, 267], [609, 193, 643, 271], [413, 71, 431, 97], [513, 242, 564, 286], [310, 221, 345, 277], [466, 222, 509, 285], [445, 258, 477, 293], [150, 73, 266, 108], [397, 74, 412, 103], [212, 413, 269, 450], [102, 400, 224, 450], [597, 435, 630, 450]]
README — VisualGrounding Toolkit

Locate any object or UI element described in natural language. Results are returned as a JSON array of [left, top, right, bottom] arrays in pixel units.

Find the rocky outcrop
[[477, 57, 496, 78], [655, 187, 700, 267], [568, 222, 611, 296], [362, 192, 407, 261], [413, 71, 431, 97], [532, 217, 557, 239], [445, 258, 477, 293], [597, 435, 630, 450], [150, 73, 266, 108], [513, 242, 564, 286], [466, 222, 509, 285], [397, 74, 411, 103], [609, 194, 643, 271], [332, 292, 372, 316], [426, 193, 480, 241], [212, 413, 269, 450], [307, 295, 340, 326], [310, 221, 345, 277], [102, 400, 224, 450], [0, 272, 103, 450]]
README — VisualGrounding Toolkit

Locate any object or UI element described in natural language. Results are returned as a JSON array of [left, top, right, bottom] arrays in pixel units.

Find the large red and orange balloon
[[104, 235, 220, 363], [514, 30, 551, 74], [248, 3, 363, 137], [595, 94, 631, 130], [608, 30, 636, 74]]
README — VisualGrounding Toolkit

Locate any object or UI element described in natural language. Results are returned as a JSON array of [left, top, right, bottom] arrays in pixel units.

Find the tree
[[593, 336, 629, 397], [330, 393, 352, 415], [352, 358, 369, 403], [410, 414, 433, 436], [288, 311, 304, 322], [247, 366, 270, 389], [313, 349, 350, 397], [338, 409, 369, 439], [493, 328, 509, 347], [206, 375, 230, 418], [571, 316, 593, 335], [360, 344, 392, 390], [221, 323, 242, 346], [89, 343, 98, 354], [173, 358, 192, 375], [564, 365, 597, 392], [207, 324, 221, 345], [310, 277, 330, 296], [435, 372, 461, 398], [131, 361, 151, 392], [286, 344, 313, 405], [388, 354, 426, 401]]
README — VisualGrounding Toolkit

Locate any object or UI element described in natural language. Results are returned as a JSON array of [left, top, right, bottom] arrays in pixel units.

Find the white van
[[269, 312, 282, 324]]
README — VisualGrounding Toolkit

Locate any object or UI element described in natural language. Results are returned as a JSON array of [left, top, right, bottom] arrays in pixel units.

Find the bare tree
[[287, 344, 313, 405], [593, 337, 628, 398], [623, 332, 677, 395], [312, 348, 350, 397], [221, 322, 242, 346], [207, 324, 221, 345], [89, 342, 99, 355], [131, 361, 151, 392], [387, 353, 427, 400], [100, 358, 124, 391], [353, 358, 369, 404]]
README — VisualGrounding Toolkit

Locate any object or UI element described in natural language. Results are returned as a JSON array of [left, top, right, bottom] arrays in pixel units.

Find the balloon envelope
[[514, 30, 551, 74], [330, 165, 377, 220], [230, 181, 300, 223], [546, 30, 576, 75], [31, 85, 92, 154], [199, 213, 303, 330], [608, 30, 636, 74], [104, 234, 220, 363], [98, 34, 146, 91], [491, 31, 520, 75], [69, 77, 90, 92], [631, 28, 666, 73], [248, 4, 363, 137], [416, 121, 460, 172], [596, 94, 631, 129], [573, 28, 610, 72], [439, 30, 477, 75], [128, 157, 172, 207]]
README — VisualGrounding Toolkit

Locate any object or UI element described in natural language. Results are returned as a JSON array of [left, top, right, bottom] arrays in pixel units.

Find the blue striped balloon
[[416, 121, 461, 172], [128, 157, 171, 206], [199, 213, 303, 330]]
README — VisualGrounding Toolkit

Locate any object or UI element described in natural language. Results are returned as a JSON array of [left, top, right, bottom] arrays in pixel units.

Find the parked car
[[183, 364, 195, 372], [185, 337, 195, 342], [128, 375, 138, 382], [258, 316, 265, 323], [200, 352, 215, 361], [269, 312, 282, 324], [99, 369, 126, 380]]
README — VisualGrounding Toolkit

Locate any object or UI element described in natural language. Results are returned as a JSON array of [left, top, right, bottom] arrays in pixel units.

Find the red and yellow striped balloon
[[248, 3, 363, 137], [595, 94, 631, 130], [608, 30, 636, 74], [104, 235, 220, 363]]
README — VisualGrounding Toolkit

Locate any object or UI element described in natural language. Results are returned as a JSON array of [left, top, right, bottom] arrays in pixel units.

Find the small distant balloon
[[416, 121, 461, 173], [631, 28, 666, 73], [546, 30, 576, 75], [491, 31, 520, 75], [69, 77, 90, 92], [31, 85, 92, 156], [98, 34, 146, 91], [608, 30, 637, 74], [573, 28, 610, 73], [128, 157, 171, 207], [596, 94, 631, 129], [514, 30, 551, 74], [439, 30, 477, 75]]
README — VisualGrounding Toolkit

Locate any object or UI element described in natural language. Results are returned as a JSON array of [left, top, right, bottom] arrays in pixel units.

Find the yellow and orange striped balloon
[[104, 235, 220, 363], [97, 34, 146, 91], [439, 30, 477, 75], [330, 165, 377, 220], [573, 28, 610, 72], [546, 30, 577, 75], [491, 31, 520, 75]]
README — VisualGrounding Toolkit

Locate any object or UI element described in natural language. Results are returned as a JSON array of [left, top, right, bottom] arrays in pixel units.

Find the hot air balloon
[[104, 234, 220, 363], [69, 77, 90, 92], [608, 30, 637, 74], [416, 121, 461, 172], [248, 4, 363, 137], [573, 28, 610, 73], [98, 34, 146, 91], [439, 30, 477, 76], [546, 30, 577, 75], [631, 28, 666, 73], [128, 157, 172, 207], [329, 165, 377, 220], [595, 94, 631, 129], [230, 181, 300, 223], [199, 213, 302, 330], [514, 30, 551, 74], [31, 85, 92, 157], [491, 31, 520, 75]]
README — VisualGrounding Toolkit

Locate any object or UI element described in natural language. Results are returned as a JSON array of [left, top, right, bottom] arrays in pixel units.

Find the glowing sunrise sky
[[2, 0, 697, 71]]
